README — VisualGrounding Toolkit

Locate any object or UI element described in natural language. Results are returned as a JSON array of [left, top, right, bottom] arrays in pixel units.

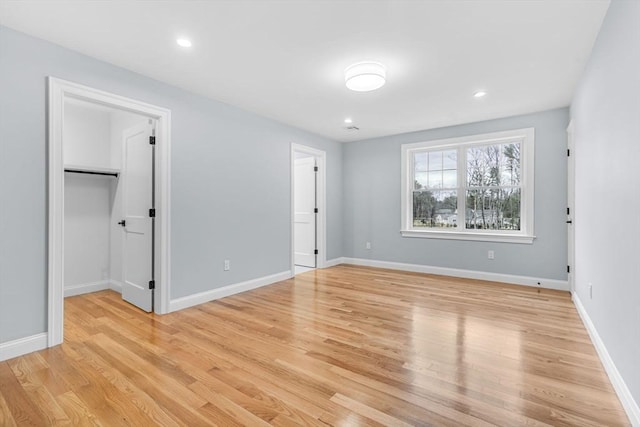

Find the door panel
[[122, 123, 153, 312], [294, 157, 316, 267], [567, 121, 575, 292]]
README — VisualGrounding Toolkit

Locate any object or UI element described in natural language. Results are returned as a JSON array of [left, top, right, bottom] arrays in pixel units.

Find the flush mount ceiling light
[[176, 38, 192, 48], [344, 118, 353, 124], [345, 62, 386, 92], [474, 90, 487, 98]]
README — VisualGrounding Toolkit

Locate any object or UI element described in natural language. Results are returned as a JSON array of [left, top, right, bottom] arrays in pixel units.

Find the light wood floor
[[0, 265, 630, 426]]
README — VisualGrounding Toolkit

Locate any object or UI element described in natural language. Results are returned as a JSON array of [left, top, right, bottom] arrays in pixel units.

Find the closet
[[63, 98, 155, 312]]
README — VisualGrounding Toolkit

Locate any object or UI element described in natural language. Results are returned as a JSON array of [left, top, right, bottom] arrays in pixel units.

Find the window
[[401, 128, 535, 243]]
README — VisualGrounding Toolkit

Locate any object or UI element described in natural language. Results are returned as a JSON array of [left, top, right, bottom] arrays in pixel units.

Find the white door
[[121, 123, 154, 312], [567, 121, 575, 292], [294, 157, 317, 267]]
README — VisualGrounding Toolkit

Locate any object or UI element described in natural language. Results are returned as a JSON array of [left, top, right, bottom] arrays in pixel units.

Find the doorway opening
[[291, 144, 326, 275], [63, 98, 155, 309], [48, 78, 171, 347]]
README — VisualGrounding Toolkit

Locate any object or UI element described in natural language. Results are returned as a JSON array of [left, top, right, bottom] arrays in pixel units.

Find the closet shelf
[[64, 164, 120, 177]]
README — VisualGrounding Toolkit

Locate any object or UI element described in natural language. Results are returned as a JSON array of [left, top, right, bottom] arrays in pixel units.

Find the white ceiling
[[0, 0, 609, 142]]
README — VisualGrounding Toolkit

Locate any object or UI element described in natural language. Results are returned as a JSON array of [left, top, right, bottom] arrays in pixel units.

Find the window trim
[[400, 128, 535, 244]]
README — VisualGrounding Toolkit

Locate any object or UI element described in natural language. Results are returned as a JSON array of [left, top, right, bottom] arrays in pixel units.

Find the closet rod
[[64, 169, 119, 177]]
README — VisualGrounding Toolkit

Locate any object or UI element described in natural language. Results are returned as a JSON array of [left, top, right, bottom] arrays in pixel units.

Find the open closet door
[[294, 157, 317, 268], [121, 122, 154, 312]]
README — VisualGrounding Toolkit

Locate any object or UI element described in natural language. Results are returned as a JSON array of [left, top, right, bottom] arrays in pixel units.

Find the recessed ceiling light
[[474, 91, 487, 98], [176, 38, 192, 48], [345, 62, 386, 92], [344, 118, 353, 124]]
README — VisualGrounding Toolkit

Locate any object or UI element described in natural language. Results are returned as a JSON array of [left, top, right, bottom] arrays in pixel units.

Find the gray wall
[[0, 26, 343, 343], [343, 108, 569, 281], [571, 0, 640, 407]]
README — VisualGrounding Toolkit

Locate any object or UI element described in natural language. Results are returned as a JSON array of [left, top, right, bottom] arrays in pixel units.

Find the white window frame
[[401, 128, 535, 244]]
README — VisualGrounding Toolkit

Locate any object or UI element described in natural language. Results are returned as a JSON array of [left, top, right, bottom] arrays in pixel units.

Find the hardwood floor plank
[[331, 392, 414, 427], [56, 391, 103, 427], [0, 386, 18, 427], [8, 358, 71, 426], [81, 337, 212, 426], [69, 342, 184, 427], [0, 265, 631, 426], [189, 381, 274, 426], [318, 404, 387, 427], [0, 361, 48, 426], [275, 355, 483, 427], [60, 340, 167, 427]]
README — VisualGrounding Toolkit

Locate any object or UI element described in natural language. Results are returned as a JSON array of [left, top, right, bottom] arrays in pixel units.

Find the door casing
[[290, 144, 326, 273], [47, 77, 172, 347]]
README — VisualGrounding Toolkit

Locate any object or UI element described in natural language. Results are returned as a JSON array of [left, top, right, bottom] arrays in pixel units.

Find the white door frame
[[291, 143, 326, 272], [567, 120, 575, 293], [47, 77, 172, 347]]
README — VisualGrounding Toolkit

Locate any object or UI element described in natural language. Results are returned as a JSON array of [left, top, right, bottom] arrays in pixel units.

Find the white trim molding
[[169, 270, 292, 312], [325, 257, 345, 268], [65, 280, 123, 295], [400, 127, 535, 244], [0, 333, 48, 362], [338, 257, 569, 291], [290, 143, 327, 271], [64, 280, 111, 297], [48, 77, 172, 348], [572, 293, 640, 426], [109, 280, 124, 293], [400, 229, 535, 244]]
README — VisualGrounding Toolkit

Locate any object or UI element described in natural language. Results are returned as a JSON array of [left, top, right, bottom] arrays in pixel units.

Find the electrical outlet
[[366, 242, 371, 250], [224, 260, 230, 271], [589, 283, 593, 299], [488, 250, 495, 260]]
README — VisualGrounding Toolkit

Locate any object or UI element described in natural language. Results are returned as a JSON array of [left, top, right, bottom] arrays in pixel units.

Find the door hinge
[[149, 136, 156, 145], [567, 265, 571, 273], [567, 207, 570, 215], [149, 208, 156, 218], [148, 280, 155, 290], [314, 249, 318, 255], [314, 166, 318, 172], [567, 149, 570, 156], [314, 208, 318, 213]]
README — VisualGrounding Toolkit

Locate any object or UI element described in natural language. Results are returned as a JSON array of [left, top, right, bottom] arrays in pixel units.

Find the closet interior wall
[[63, 99, 148, 297]]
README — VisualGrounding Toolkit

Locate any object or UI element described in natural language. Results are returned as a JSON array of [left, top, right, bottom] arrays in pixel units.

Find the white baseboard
[[169, 270, 292, 312], [0, 333, 48, 362], [109, 280, 123, 293], [337, 257, 569, 291], [64, 279, 111, 297], [64, 280, 123, 297], [572, 293, 640, 426], [325, 257, 345, 268]]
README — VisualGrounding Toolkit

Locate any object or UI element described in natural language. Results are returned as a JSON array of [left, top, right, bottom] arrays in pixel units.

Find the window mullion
[[458, 146, 465, 230]]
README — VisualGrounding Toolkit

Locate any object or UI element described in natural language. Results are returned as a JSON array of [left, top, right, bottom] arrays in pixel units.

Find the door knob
[[118, 220, 126, 227]]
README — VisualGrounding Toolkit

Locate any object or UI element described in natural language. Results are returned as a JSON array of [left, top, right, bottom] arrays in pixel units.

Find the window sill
[[400, 229, 535, 244]]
